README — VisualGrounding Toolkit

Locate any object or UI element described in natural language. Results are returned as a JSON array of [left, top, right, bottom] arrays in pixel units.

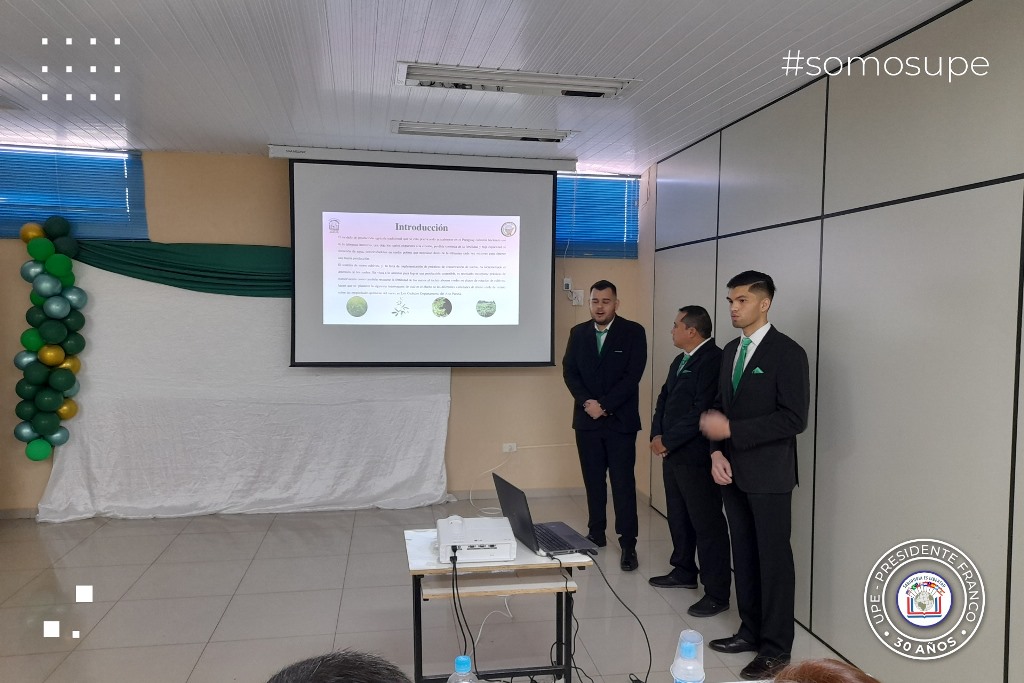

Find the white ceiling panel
[[0, 0, 960, 173]]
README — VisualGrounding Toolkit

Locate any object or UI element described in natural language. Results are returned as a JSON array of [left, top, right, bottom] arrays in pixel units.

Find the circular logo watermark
[[864, 539, 984, 660]]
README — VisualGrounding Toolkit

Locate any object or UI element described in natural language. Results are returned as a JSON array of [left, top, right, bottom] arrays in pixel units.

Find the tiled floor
[[0, 496, 838, 682]]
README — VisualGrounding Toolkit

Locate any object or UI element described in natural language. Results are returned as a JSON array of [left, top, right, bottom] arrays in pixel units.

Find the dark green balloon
[[58, 271, 76, 287], [31, 411, 60, 436], [43, 216, 72, 238], [39, 320, 68, 344], [34, 388, 64, 412], [15, 400, 38, 421], [53, 235, 79, 258], [15, 379, 40, 400], [61, 332, 86, 355], [29, 291, 46, 307], [23, 361, 51, 385], [26, 306, 48, 328], [48, 368, 76, 392], [27, 237, 56, 261], [20, 328, 44, 351], [64, 309, 85, 332]]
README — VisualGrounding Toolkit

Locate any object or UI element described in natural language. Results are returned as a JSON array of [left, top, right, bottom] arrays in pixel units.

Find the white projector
[[436, 515, 517, 563]]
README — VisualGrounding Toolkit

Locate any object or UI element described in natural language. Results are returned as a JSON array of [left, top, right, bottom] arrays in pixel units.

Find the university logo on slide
[[898, 572, 950, 626], [864, 538, 984, 660]]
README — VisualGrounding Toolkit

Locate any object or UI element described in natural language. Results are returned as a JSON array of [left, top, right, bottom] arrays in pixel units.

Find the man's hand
[[700, 409, 731, 440], [710, 450, 733, 485], [583, 399, 606, 420], [650, 435, 668, 458]]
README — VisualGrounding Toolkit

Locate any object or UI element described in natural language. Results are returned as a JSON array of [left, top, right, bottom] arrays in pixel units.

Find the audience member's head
[[774, 658, 881, 683], [266, 650, 412, 683]]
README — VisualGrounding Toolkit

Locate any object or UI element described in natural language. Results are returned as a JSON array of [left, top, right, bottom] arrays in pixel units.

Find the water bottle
[[446, 655, 479, 682], [670, 629, 705, 683]]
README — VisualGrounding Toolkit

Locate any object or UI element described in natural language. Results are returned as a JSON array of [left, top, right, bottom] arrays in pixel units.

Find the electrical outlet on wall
[[502, 443, 517, 453], [571, 290, 585, 306], [562, 277, 572, 291]]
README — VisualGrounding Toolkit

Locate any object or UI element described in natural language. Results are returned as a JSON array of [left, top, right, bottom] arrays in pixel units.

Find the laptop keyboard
[[534, 524, 574, 552]]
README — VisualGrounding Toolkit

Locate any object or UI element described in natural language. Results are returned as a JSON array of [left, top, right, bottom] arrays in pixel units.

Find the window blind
[[555, 175, 639, 259]]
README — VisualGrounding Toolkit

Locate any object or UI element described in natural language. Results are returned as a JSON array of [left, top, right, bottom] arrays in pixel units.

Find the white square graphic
[[90, 65, 96, 73], [43, 621, 60, 638], [65, 37, 72, 45], [114, 38, 121, 45], [114, 93, 120, 101], [76, 585, 93, 602], [41, 38, 48, 45], [66, 65, 72, 73], [90, 93, 96, 101], [65, 93, 72, 100], [41, 94, 48, 101], [41, 65, 48, 73], [72, 630, 81, 639], [90, 38, 96, 45], [114, 65, 120, 73]]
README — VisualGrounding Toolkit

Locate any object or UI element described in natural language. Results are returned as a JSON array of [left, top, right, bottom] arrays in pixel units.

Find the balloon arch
[[12, 217, 87, 461]]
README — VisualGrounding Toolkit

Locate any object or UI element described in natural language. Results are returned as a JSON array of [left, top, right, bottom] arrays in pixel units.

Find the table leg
[[413, 575, 424, 683]]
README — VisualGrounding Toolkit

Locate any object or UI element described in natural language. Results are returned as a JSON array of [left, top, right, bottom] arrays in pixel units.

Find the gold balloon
[[58, 355, 81, 374], [57, 398, 78, 420], [20, 222, 45, 243], [37, 345, 66, 366]]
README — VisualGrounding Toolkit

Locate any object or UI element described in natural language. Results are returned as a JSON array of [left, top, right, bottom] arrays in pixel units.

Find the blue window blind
[[0, 145, 148, 239], [556, 175, 639, 259]]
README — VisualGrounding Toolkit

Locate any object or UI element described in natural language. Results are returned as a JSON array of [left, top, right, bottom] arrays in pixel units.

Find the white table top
[[404, 528, 594, 574]]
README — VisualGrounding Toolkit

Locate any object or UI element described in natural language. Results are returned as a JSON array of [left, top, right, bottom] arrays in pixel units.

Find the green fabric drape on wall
[[75, 241, 292, 298]]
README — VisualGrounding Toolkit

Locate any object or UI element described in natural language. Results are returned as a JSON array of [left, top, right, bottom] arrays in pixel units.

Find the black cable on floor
[[553, 555, 595, 683], [589, 556, 651, 683]]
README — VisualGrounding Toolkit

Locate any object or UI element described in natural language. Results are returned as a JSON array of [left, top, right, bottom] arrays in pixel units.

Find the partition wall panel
[[654, 134, 720, 249], [715, 221, 821, 625], [649, 242, 719, 516], [718, 80, 826, 235], [814, 181, 1022, 681], [824, 0, 1024, 214]]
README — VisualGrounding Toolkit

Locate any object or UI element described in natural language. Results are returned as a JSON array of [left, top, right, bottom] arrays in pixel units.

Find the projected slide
[[322, 212, 520, 325]]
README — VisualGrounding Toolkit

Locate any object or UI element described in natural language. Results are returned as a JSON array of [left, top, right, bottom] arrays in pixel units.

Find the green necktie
[[732, 337, 752, 391], [675, 353, 691, 376], [596, 328, 608, 354]]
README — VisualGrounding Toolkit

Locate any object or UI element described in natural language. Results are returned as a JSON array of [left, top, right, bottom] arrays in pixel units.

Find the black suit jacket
[[712, 325, 809, 493], [562, 315, 647, 433], [651, 340, 722, 467]]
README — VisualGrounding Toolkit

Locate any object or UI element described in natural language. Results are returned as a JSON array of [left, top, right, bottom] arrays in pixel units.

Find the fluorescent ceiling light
[[397, 63, 634, 98], [391, 121, 572, 143]]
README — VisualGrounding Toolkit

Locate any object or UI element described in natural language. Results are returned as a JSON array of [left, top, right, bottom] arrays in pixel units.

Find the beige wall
[[0, 151, 654, 512]]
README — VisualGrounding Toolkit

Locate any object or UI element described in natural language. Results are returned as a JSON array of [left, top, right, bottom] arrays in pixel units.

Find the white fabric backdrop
[[37, 264, 451, 521]]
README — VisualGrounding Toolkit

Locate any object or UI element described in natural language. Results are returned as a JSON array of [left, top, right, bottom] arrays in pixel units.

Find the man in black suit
[[699, 271, 810, 681], [563, 280, 647, 571], [648, 306, 731, 619]]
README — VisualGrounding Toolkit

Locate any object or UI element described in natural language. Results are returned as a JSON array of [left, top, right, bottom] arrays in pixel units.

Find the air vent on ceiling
[[391, 121, 572, 143], [0, 95, 27, 111], [397, 63, 633, 98]]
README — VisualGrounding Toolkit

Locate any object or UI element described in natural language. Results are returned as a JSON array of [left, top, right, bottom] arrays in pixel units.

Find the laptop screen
[[492, 473, 541, 553]]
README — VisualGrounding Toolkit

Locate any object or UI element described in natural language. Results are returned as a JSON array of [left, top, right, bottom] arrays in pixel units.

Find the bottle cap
[[455, 655, 472, 674]]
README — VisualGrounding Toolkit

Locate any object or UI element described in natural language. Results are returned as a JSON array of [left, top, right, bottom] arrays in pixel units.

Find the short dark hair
[[677, 305, 712, 338], [726, 270, 775, 299], [590, 280, 617, 297], [267, 650, 412, 683]]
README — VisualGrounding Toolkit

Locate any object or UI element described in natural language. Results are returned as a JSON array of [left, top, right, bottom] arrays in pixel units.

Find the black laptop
[[492, 473, 598, 556]]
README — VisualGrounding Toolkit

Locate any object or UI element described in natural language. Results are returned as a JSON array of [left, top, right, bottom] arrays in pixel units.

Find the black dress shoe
[[648, 573, 697, 589], [740, 654, 790, 680], [708, 634, 758, 654], [686, 594, 729, 617], [620, 548, 638, 571], [585, 533, 607, 547]]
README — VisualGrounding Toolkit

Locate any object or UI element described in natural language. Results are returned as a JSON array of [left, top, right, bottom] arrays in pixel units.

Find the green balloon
[[30, 411, 61, 436], [44, 253, 73, 277], [30, 291, 46, 307], [48, 368, 76, 392], [53, 235, 79, 258], [14, 422, 39, 443], [63, 380, 80, 398], [27, 237, 56, 261], [20, 328, 44, 351], [45, 427, 70, 447], [58, 271, 76, 287], [26, 439, 54, 461], [26, 306, 48, 328], [15, 399, 39, 421], [39, 320, 69, 344], [23, 361, 51, 385], [64, 309, 86, 332], [34, 388, 64, 412], [15, 379, 41, 400], [61, 332, 86, 355], [43, 216, 72, 238]]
